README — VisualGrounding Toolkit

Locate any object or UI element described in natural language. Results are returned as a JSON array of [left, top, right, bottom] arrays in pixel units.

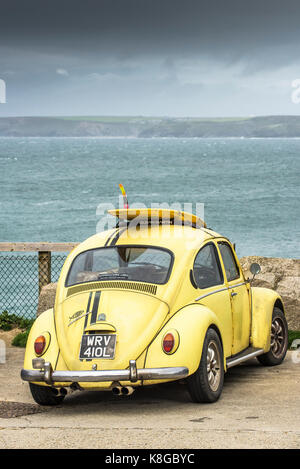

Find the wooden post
[[38, 251, 51, 293], [0, 242, 78, 252]]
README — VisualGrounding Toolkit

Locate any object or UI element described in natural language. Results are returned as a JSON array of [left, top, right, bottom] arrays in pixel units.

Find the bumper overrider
[[21, 359, 189, 386]]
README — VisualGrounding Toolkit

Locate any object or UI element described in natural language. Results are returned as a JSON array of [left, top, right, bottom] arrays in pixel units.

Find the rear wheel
[[257, 307, 288, 366], [186, 328, 224, 403], [29, 383, 65, 406]]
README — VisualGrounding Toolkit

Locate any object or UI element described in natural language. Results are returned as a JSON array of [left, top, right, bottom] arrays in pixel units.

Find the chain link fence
[[0, 253, 67, 320]]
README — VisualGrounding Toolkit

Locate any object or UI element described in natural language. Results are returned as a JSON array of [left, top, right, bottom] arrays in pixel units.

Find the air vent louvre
[[66, 281, 157, 297]]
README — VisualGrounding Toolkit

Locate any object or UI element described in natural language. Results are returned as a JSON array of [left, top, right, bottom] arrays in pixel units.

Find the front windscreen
[[66, 246, 173, 286]]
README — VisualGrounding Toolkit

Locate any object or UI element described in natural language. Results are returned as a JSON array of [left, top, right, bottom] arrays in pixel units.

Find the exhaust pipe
[[52, 387, 67, 397], [112, 386, 135, 396], [112, 386, 122, 395], [121, 386, 134, 396]]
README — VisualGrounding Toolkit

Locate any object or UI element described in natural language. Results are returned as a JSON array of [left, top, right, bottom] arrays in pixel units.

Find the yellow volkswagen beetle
[[21, 208, 288, 405]]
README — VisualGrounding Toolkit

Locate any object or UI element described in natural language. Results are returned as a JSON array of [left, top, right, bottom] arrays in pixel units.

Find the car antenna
[[119, 183, 129, 209]]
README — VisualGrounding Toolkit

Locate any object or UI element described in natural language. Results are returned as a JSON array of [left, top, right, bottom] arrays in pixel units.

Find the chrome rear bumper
[[21, 359, 189, 385]]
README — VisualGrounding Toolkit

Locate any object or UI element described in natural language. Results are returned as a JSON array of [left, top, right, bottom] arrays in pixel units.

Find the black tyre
[[29, 383, 65, 406], [186, 328, 224, 403], [257, 307, 288, 366]]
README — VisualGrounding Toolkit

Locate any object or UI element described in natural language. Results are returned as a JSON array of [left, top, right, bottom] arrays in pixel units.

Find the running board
[[226, 347, 264, 369]]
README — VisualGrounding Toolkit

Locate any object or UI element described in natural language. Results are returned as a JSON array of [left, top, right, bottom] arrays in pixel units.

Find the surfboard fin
[[119, 183, 129, 209]]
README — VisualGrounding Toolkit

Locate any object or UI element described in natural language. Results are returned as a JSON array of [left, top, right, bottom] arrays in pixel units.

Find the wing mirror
[[249, 262, 261, 282]]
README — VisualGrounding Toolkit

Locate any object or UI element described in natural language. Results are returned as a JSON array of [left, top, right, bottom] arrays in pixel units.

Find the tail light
[[34, 335, 46, 356], [162, 332, 175, 354]]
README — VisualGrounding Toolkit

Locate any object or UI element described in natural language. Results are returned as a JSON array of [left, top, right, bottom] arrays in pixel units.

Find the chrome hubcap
[[271, 317, 285, 358], [207, 341, 221, 392]]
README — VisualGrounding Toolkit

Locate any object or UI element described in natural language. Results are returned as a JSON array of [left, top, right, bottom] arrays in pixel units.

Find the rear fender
[[144, 304, 225, 384], [251, 287, 285, 352], [23, 308, 61, 385]]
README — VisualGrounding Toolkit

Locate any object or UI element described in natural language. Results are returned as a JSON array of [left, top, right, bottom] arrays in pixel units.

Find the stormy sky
[[1, 0, 300, 116]]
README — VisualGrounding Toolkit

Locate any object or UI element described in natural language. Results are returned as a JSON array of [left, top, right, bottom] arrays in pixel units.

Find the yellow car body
[[22, 208, 287, 403]]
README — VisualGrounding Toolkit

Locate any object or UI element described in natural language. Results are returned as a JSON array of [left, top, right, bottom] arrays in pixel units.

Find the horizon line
[[1, 114, 300, 119]]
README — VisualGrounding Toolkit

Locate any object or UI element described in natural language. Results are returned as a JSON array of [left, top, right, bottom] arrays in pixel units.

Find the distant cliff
[[3, 115, 300, 137]]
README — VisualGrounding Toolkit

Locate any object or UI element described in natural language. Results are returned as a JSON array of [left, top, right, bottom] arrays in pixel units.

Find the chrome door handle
[[231, 291, 238, 297]]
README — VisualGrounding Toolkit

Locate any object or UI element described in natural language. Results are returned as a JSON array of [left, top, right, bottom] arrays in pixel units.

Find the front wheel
[[29, 383, 65, 406], [186, 328, 224, 403], [257, 307, 288, 366]]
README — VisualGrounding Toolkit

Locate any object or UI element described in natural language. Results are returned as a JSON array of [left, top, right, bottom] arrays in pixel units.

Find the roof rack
[[108, 208, 207, 229]]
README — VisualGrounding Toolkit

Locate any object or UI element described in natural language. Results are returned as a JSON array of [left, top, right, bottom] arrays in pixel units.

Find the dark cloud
[[0, 0, 300, 116], [1, 0, 300, 63]]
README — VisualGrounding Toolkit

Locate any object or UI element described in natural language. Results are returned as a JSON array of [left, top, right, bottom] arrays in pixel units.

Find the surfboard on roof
[[108, 208, 207, 229]]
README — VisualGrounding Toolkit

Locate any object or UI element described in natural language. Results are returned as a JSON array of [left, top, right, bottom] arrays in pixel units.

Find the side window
[[218, 242, 240, 282], [193, 243, 223, 289]]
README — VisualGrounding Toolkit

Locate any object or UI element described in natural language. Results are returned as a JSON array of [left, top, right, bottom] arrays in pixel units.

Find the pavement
[[0, 347, 299, 449]]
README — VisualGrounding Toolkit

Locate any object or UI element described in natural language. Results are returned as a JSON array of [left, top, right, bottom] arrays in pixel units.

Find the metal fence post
[[38, 251, 51, 293]]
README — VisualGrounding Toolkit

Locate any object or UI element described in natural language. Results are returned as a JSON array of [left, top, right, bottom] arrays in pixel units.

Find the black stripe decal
[[90, 291, 101, 324], [84, 292, 93, 329], [110, 227, 127, 246], [105, 229, 119, 246], [108, 228, 121, 246]]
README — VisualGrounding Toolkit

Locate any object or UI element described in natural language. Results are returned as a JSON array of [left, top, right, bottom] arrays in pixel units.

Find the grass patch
[[12, 329, 31, 347], [288, 330, 300, 349], [0, 310, 34, 347], [0, 310, 33, 331]]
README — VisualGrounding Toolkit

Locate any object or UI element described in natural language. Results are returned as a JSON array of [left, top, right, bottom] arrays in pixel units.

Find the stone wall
[[37, 283, 57, 316], [37, 257, 300, 329], [240, 256, 299, 330]]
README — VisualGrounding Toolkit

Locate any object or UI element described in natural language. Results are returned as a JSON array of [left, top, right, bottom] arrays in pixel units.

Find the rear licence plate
[[79, 334, 116, 359]]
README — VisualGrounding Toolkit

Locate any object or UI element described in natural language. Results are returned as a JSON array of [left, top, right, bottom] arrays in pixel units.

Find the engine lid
[[55, 289, 169, 371]]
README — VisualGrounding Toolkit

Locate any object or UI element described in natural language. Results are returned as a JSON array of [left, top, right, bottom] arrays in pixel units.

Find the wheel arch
[[251, 287, 285, 352], [274, 297, 285, 314], [23, 308, 60, 374], [144, 303, 226, 380], [209, 323, 224, 354]]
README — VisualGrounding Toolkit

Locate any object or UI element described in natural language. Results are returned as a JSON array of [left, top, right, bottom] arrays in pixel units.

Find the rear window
[[66, 246, 173, 286]]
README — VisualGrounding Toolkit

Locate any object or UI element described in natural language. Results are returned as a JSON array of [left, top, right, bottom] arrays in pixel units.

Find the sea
[[1, 137, 299, 259]]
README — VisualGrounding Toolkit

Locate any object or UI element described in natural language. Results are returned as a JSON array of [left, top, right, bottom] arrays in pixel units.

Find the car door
[[217, 241, 251, 355], [192, 242, 233, 358]]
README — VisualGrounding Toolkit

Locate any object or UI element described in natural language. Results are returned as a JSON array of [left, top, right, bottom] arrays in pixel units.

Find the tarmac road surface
[[0, 347, 299, 449]]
